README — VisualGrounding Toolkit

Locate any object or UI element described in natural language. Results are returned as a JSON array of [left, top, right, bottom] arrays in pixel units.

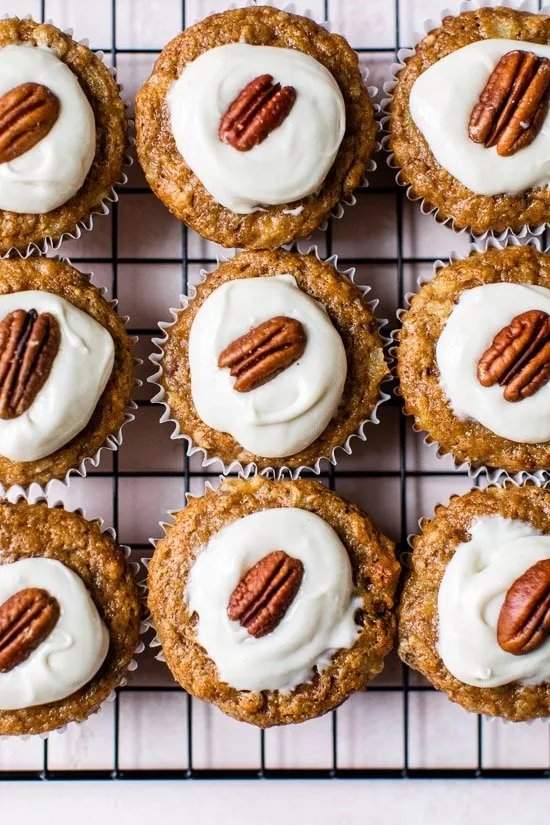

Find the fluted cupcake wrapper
[[0, 15, 132, 260], [0, 254, 138, 499], [0, 495, 147, 740], [390, 233, 550, 486], [149, 245, 392, 480], [379, 0, 550, 242]]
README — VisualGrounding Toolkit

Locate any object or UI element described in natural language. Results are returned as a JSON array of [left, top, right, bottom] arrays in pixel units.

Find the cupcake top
[[148, 475, 398, 727], [136, 6, 376, 249], [187, 506, 361, 692], [168, 42, 346, 215], [0, 18, 127, 254], [0, 44, 95, 215], [397, 244, 550, 474], [436, 281, 550, 446], [188, 272, 347, 458], [398, 485, 550, 721], [409, 39, 550, 199], [0, 500, 140, 736], [389, 7, 550, 235], [0, 289, 114, 463], [154, 249, 388, 471], [0, 557, 108, 710], [0, 257, 133, 490]]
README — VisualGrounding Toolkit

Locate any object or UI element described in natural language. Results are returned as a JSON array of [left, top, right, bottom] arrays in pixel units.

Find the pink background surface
[[0, 1, 548, 821]]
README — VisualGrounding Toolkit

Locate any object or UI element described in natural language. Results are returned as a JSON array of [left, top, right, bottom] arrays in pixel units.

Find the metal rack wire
[[1, 0, 549, 782]]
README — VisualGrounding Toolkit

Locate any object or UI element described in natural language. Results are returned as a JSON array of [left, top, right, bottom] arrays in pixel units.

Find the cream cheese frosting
[[436, 282, 550, 444], [0, 558, 109, 709], [167, 43, 346, 214], [188, 275, 347, 459], [0, 291, 114, 462], [409, 39, 550, 196], [186, 507, 362, 692], [437, 515, 550, 688], [0, 44, 96, 214]]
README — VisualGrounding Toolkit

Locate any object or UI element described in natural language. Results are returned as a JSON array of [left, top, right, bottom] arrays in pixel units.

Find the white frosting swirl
[[436, 282, 550, 444], [0, 44, 96, 214], [167, 43, 346, 214], [0, 558, 109, 709], [186, 508, 362, 692], [0, 291, 114, 462], [438, 516, 550, 688], [409, 39, 550, 196], [188, 275, 347, 458]]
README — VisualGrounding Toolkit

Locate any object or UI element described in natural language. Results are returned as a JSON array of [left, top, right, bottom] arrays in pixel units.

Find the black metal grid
[[1, 0, 549, 782]]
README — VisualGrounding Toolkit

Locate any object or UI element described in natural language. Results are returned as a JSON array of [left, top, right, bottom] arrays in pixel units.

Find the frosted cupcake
[[136, 6, 376, 249], [152, 249, 388, 473], [388, 7, 550, 235], [0, 500, 140, 736], [399, 485, 550, 722], [0, 18, 126, 254], [396, 244, 550, 475]]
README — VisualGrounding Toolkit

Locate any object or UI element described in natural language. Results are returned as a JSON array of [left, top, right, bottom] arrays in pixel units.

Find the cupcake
[[396, 244, 550, 476], [151, 249, 388, 474], [387, 7, 550, 235], [148, 475, 399, 727], [0, 256, 134, 491], [0, 499, 140, 735], [399, 485, 550, 722], [135, 6, 376, 249], [0, 17, 127, 255]]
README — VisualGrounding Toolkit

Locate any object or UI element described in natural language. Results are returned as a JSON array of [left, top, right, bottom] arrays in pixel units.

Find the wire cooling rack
[[1, 0, 550, 782]]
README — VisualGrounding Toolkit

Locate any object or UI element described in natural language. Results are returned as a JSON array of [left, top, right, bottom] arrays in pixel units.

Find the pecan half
[[228, 550, 304, 638], [469, 50, 550, 156], [477, 310, 550, 402], [219, 74, 297, 152], [497, 559, 550, 655], [218, 315, 306, 393], [0, 587, 60, 672], [0, 83, 60, 164], [0, 308, 61, 419]]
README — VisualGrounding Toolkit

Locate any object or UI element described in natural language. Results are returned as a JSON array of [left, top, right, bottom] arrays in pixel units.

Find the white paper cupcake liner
[[402, 477, 550, 725], [0, 15, 132, 259], [193, 0, 379, 242], [391, 233, 550, 487], [380, 0, 550, 242], [0, 253, 138, 499], [149, 246, 392, 480], [0, 495, 147, 740]]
